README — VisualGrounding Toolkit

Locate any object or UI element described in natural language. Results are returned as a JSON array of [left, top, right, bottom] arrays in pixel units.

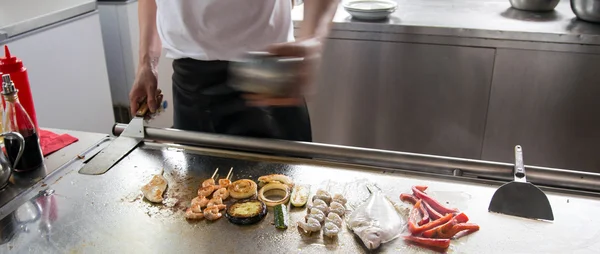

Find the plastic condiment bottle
[[0, 45, 39, 131], [2, 74, 43, 172]]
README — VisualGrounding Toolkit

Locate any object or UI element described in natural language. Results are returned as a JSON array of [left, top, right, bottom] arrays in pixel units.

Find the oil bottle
[[1, 74, 43, 171]]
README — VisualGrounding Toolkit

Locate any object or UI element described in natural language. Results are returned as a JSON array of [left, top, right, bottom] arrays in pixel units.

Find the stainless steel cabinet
[[308, 39, 496, 159], [482, 49, 600, 172]]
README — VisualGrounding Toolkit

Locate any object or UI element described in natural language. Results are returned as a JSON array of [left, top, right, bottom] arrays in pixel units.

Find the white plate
[[343, 0, 398, 12], [346, 8, 395, 20]]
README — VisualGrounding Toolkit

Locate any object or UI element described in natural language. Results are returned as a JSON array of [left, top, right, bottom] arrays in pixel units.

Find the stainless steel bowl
[[571, 0, 600, 22], [509, 0, 560, 11], [228, 52, 304, 96]]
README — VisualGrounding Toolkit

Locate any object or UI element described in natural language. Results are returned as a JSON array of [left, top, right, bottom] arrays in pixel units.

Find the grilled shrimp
[[202, 178, 216, 188], [213, 187, 229, 200], [207, 197, 226, 210], [185, 208, 204, 220], [298, 217, 322, 233], [191, 196, 209, 208], [203, 206, 223, 221], [198, 185, 216, 197], [218, 179, 231, 189]]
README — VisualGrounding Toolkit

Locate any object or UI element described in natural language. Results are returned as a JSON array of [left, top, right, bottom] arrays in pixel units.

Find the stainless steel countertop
[[0, 0, 96, 41], [0, 129, 109, 217], [293, 0, 600, 46], [0, 140, 599, 253]]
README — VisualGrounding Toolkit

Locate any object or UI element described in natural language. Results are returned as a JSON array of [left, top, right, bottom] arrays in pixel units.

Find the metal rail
[[114, 124, 600, 193]]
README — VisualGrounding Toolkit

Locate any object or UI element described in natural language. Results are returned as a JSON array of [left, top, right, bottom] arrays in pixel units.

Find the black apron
[[172, 58, 312, 142]]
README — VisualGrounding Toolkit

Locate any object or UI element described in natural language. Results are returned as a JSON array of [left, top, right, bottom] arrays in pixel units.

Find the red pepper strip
[[453, 223, 481, 239], [422, 213, 470, 238], [418, 203, 430, 226], [400, 193, 418, 204], [409, 201, 454, 235], [399, 193, 430, 225], [415, 185, 428, 192], [412, 186, 459, 215], [422, 200, 444, 220], [403, 235, 450, 249]]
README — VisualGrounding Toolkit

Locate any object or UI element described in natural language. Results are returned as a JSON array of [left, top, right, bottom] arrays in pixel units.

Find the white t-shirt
[[155, 0, 294, 61]]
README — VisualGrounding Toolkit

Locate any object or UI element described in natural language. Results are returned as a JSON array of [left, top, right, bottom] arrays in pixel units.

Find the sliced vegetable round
[[225, 199, 267, 225], [228, 179, 258, 199], [258, 182, 290, 207]]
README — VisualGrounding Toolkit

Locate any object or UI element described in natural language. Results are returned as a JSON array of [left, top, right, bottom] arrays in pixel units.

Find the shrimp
[[218, 179, 231, 189], [191, 196, 209, 208], [207, 197, 227, 210], [198, 185, 216, 197], [325, 212, 343, 228], [332, 193, 347, 206], [202, 178, 216, 188], [305, 208, 326, 223], [312, 189, 332, 204], [213, 187, 229, 200], [310, 204, 329, 215], [297, 217, 322, 233], [323, 222, 341, 238], [309, 199, 329, 214], [329, 201, 346, 217], [185, 208, 204, 220], [203, 206, 222, 221]]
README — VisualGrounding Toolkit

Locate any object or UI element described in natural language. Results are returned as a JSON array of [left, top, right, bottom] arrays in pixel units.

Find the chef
[[128, 0, 339, 142]]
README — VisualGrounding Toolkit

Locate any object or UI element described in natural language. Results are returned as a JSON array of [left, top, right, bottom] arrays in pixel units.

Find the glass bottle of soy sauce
[[1, 74, 43, 171]]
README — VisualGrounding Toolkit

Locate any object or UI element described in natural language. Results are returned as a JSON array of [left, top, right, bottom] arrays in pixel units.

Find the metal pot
[[0, 132, 24, 189], [571, 0, 600, 22], [509, 0, 560, 11], [228, 52, 305, 97]]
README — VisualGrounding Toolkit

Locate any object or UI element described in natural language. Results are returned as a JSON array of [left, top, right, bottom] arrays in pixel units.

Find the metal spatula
[[488, 145, 554, 221], [78, 102, 149, 175]]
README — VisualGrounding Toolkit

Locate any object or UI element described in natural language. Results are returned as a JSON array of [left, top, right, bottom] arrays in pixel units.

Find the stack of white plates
[[343, 0, 398, 20]]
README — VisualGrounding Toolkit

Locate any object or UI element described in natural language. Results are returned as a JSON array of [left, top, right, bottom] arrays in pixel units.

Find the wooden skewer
[[211, 168, 219, 180], [226, 167, 233, 180]]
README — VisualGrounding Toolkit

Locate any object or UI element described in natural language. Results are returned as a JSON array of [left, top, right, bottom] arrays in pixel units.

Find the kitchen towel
[[39, 129, 78, 156]]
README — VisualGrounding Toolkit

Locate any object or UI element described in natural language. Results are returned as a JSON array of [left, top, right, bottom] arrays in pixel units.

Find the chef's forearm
[[138, 0, 162, 69], [299, 0, 339, 41]]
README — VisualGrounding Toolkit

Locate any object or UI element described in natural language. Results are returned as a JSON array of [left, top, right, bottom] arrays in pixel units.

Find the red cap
[[0, 45, 24, 74]]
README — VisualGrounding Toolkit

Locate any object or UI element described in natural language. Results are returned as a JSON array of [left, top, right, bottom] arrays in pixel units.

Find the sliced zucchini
[[290, 184, 310, 207], [274, 204, 289, 229], [225, 199, 267, 225]]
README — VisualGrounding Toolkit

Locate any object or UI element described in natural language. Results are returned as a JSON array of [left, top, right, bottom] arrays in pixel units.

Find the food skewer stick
[[211, 168, 219, 180], [226, 167, 233, 180]]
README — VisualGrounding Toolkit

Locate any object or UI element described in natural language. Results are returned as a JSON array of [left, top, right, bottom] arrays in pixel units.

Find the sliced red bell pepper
[[422, 200, 444, 220], [409, 201, 454, 235], [422, 213, 470, 238], [400, 193, 418, 204], [452, 223, 481, 239], [412, 186, 459, 215], [403, 235, 450, 249], [400, 193, 429, 225], [415, 185, 428, 192]]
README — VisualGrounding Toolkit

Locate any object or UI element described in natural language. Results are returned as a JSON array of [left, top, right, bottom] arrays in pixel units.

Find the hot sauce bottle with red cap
[[2, 74, 43, 171]]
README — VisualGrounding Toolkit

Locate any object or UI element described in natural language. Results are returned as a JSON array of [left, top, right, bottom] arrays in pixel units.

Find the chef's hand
[[129, 64, 161, 115], [244, 37, 322, 107]]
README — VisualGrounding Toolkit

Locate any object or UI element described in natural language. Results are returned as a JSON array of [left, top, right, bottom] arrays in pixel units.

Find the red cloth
[[39, 129, 78, 156]]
